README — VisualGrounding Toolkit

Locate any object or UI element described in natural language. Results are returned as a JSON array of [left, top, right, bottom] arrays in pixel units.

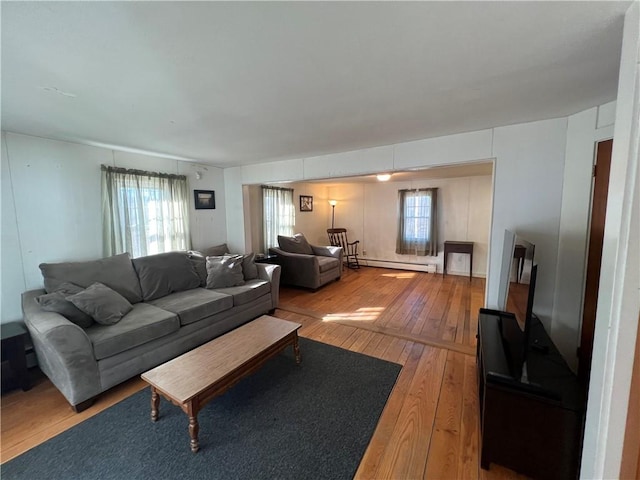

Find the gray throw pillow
[[36, 287, 95, 329], [242, 253, 259, 280], [278, 234, 313, 255], [187, 251, 208, 286], [200, 244, 230, 257], [66, 282, 133, 325], [206, 255, 245, 289]]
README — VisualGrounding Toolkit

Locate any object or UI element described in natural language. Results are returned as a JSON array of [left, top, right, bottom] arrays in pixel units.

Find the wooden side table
[[1, 322, 32, 391], [443, 241, 474, 281], [255, 254, 278, 264]]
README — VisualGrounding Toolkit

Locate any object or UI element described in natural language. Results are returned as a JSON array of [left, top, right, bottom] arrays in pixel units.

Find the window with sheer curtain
[[262, 185, 295, 252], [396, 188, 438, 256], [101, 165, 191, 258]]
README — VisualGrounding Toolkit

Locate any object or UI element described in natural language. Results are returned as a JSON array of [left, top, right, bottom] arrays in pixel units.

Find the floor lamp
[[328, 200, 337, 229]]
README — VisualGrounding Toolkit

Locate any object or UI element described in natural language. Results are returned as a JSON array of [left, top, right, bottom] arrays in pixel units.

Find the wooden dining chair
[[327, 228, 360, 269]]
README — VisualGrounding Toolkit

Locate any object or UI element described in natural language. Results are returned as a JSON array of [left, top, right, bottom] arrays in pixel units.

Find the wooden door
[[621, 313, 640, 480], [578, 139, 613, 385]]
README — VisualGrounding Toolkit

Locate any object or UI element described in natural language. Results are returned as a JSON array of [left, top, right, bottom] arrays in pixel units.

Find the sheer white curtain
[[262, 185, 295, 252], [396, 188, 438, 256], [102, 165, 191, 258]]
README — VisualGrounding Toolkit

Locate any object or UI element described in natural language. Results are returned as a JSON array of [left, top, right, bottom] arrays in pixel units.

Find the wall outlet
[[362, 250, 367, 255]]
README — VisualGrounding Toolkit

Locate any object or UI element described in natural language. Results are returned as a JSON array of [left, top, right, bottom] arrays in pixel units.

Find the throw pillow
[[278, 233, 314, 255], [200, 243, 230, 257], [205, 255, 245, 289], [187, 251, 208, 287], [36, 289, 94, 329], [242, 253, 259, 280], [66, 282, 133, 325]]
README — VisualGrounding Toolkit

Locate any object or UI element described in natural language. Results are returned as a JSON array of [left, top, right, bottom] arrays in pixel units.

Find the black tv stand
[[477, 308, 584, 479]]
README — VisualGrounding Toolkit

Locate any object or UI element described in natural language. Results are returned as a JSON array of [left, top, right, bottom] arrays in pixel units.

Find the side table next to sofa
[[1, 322, 32, 392]]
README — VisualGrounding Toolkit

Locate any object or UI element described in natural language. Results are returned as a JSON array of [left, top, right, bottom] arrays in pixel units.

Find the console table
[[477, 309, 584, 479], [443, 241, 473, 280]]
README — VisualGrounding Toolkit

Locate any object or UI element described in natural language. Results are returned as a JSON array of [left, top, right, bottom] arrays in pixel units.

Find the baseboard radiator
[[360, 258, 485, 278], [360, 258, 438, 273]]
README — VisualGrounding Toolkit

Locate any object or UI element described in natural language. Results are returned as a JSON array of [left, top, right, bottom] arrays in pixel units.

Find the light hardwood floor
[[1, 266, 528, 479]]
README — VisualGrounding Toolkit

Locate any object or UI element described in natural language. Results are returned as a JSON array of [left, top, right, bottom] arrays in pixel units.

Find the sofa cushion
[[149, 288, 233, 326], [132, 251, 201, 301], [66, 282, 133, 325], [317, 256, 340, 273], [278, 233, 313, 255], [206, 255, 245, 289], [39, 253, 142, 304], [214, 280, 271, 307], [85, 303, 179, 360]]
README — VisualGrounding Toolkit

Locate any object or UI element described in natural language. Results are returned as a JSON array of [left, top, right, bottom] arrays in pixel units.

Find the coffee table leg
[[189, 414, 200, 453], [293, 333, 301, 364], [151, 387, 159, 422], [187, 403, 200, 453]]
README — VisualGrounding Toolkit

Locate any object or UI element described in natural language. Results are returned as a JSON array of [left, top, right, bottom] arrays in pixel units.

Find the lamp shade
[[328, 200, 337, 206]]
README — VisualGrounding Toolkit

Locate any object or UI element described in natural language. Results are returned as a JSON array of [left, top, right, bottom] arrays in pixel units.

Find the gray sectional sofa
[[22, 250, 281, 411]]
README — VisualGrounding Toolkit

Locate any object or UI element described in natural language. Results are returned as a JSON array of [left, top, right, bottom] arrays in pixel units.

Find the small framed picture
[[300, 195, 313, 212], [194, 190, 215, 209]]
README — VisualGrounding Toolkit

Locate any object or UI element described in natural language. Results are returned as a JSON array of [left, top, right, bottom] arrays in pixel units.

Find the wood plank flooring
[[1, 266, 528, 479]]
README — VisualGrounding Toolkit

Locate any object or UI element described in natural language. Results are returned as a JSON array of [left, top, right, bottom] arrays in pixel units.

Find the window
[[396, 188, 438, 256], [262, 185, 294, 252], [102, 165, 191, 258]]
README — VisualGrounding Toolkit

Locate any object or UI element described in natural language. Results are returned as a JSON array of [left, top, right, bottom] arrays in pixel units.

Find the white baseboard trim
[[360, 258, 486, 278]]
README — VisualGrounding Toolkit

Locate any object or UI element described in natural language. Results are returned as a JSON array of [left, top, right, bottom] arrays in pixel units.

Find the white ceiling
[[1, 1, 630, 167]]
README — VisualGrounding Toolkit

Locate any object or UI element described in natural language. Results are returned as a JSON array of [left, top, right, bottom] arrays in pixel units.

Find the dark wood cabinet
[[477, 309, 584, 479]]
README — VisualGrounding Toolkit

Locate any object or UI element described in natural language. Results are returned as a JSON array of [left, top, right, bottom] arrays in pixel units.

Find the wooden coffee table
[[141, 315, 301, 452]]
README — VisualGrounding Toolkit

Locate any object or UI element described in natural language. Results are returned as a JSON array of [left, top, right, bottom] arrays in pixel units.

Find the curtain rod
[[398, 187, 437, 193], [261, 185, 294, 192], [101, 164, 187, 181]]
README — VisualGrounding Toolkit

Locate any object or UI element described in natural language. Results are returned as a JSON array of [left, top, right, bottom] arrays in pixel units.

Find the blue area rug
[[3, 337, 401, 480]]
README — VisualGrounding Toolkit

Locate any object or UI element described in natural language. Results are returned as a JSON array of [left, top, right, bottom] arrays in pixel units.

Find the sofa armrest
[[256, 263, 281, 309], [311, 245, 343, 262], [22, 289, 101, 407], [268, 248, 319, 266]]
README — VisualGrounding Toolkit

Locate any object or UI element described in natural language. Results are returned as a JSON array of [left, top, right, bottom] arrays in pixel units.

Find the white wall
[[325, 175, 492, 276], [290, 182, 332, 247], [486, 118, 568, 330], [582, 3, 640, 478], [552, 102, 616, 371], [0, 132, 226, 323]]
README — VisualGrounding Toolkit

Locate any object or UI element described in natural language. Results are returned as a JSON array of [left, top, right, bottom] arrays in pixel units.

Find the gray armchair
[[269, 234, 343, 290]]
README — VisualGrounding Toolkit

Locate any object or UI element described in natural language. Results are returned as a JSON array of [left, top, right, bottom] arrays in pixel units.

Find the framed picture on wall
[[194, 190, 215, 209], [300, 195, 313, 212]]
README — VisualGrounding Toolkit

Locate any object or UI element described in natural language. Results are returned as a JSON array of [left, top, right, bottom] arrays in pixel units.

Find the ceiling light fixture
[[377, 174, 391, 181]]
